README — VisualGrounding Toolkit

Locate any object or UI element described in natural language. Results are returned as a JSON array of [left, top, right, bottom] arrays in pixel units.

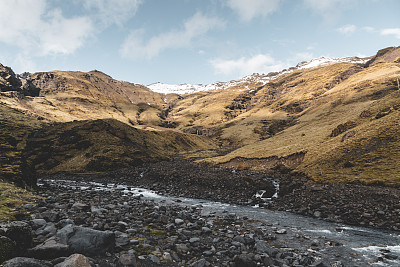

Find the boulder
[[56, 225, 115, 256], [0, 236, 16, 263], [118, 253, 137, 267], [0, 221, 32, 255], [54, 254, 91, 267], [28, 237, 69, 259], [2, 257, 51, 267], [29, 225, 115, 259]]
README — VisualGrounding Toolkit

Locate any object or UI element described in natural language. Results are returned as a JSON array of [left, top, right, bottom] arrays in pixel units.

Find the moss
[[149, 229, 167, 236], [0, 236, 16, 263]]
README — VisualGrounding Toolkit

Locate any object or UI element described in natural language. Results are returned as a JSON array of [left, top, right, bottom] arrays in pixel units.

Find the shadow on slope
[[25, 118, 217, 175]]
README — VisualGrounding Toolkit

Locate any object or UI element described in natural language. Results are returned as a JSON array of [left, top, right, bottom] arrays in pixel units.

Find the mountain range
[[1, 46, 400, 187], [147, 56, 369, 94]]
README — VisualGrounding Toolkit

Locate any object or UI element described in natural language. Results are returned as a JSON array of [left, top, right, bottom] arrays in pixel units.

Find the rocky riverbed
[[2, 161, 400, 266], [1, 176, 400, 266]]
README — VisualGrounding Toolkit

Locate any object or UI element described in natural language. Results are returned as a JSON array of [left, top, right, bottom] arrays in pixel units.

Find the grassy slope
[[25, 118, 217, 175], [0, 105, 43, 221], [201, 60, 400, 185], [0, 70, 166, 126], [0, 104, 43, 186], [0, 181, 40, 220]]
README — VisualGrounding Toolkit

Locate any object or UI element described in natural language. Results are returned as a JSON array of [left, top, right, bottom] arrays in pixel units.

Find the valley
[[0, 46, 400, 266]]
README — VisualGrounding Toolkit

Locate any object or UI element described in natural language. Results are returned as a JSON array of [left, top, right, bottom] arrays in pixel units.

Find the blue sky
[[0, 0, 399, 85]]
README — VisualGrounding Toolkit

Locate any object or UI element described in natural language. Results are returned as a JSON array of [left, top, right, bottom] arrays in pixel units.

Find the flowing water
[[40, 179, 400, 266]]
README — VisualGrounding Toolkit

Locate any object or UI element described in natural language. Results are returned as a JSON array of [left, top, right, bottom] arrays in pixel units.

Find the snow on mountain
[[147, 56, 369, 95], [296, 56, 368, 69], [147, 82, 218, 95]]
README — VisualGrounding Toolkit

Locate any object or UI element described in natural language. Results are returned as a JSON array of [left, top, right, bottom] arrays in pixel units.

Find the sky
[[0, 0, 399, 85]]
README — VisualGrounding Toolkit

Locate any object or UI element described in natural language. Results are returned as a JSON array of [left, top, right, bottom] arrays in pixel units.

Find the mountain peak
[[147, 55, 370, 95]]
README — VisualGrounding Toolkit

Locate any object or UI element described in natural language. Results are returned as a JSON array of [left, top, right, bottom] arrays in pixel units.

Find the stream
[[39, 179, 400, 266]]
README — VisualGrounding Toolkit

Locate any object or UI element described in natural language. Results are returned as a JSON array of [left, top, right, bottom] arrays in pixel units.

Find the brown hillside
[[200, 48, 400, 186], [1, 70, 166, 125]]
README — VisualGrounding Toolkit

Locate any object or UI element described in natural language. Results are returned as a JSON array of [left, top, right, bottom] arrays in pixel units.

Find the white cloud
[[363, 26, 375, 32], [225, 0, 282, 21], [120, 12, 225, 59], [0, 0, 93, 56], [210, 54, 286, 76], [381, 28, 400, 39], [337, 24, 357, 35], [82, 0, 142, 27], [303, 0, 358, 21]]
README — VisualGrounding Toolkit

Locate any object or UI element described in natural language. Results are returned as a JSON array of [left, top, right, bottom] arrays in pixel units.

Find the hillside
[[199, 47, 400, 185], [2, 69, 166, 125], [25, 118, 216, 175], [1, 46, 399, 186], [0, 66, 217, 180]]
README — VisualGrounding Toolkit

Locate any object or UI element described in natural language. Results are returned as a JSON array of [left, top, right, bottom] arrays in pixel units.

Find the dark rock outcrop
[[0, 64, 21, 92], [0, 221, 32, 256]]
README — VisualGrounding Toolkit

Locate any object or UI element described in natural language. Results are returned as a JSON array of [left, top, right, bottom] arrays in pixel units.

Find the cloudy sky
[[0, 0, 399, 85]]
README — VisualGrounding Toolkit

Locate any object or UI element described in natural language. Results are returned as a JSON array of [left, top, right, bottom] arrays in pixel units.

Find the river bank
[[3, 178, 400, 266], [43, 160, 400, 233]]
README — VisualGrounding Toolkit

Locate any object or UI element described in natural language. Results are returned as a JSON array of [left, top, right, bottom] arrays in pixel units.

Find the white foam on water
[[305, 229, 333, 234], [354, 245, 400, 254]]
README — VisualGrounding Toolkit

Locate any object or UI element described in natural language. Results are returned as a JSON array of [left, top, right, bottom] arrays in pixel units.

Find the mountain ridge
[[147, 55, 370, 95], [1, 46, 399, 186]]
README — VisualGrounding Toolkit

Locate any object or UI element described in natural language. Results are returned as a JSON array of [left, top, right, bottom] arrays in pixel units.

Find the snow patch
[[147, 56, 369, 95]]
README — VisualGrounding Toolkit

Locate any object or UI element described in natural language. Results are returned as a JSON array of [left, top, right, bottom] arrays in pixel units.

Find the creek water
[[40, 179, 400, 266]]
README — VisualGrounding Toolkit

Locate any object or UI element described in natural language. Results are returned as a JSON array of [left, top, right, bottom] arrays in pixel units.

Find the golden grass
[[0, 180, 40, 221], [200, 61, 400, 185]]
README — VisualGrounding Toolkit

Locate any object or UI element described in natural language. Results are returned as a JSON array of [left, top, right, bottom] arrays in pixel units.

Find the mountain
[[2, 69, 166, 126], [197, 47, 400, 185], [1, 46, 399, 187], [147, 56, 369, 95], [0, 66, 216, 181]]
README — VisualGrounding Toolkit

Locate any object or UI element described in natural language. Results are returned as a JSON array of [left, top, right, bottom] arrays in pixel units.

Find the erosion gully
[[39, 178, 400, 266]]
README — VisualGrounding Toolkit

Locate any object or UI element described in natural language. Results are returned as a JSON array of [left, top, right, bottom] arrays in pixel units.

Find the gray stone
[[28, 237, 69, 259], [148, 254, 160, 264], [201, 227, 212, 234], [71, 202, 89, 211], [175, 218, 184, 225], [31, 219, 47, 229], [90, 206, 107, 215], [56, 225, 115, 256], [3, 257, 51, 267], [42, 223, 57, 237], [176, 243, 189, 253], [203, 250, 213, 256], [58, 219, 74, 228], [191, 259, 206, 267], [119, 253, 137, 266], [254, 240, 276, 257], [162, 252, 172, 261], [115, 232, 130, 247], [189, 237, 200, 243]]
